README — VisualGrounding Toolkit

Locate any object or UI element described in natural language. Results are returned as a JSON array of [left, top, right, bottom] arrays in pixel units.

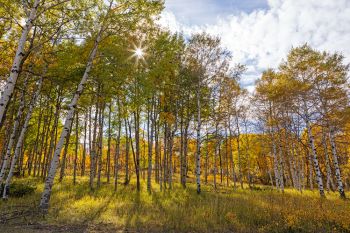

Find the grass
[[1, 176, 350, 232]]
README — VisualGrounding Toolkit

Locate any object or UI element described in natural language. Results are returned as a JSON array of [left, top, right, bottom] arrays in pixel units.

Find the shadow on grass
[[2, 178, 350, 233]]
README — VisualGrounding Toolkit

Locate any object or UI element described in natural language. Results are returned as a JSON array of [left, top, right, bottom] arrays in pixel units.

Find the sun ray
[[128, 41, 148, 66]]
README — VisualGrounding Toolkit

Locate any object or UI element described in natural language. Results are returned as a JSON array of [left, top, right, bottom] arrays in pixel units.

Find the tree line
[[0, 0, 349, 212]]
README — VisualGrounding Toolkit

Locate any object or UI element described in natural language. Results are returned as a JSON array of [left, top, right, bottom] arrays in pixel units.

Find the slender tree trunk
[[225, 129, 229, 187], [271, 130, 281, 190], [124, 118, 129, 185], [329, 127, 346, 199], [106, 104, 112, 183], [40, 106, 53, 178], [308, 153, 314, 190], [29, 103, 42, 176], [35, 108, 49, 177], [205, 131, 209, 184], [147, 105, 154, 193], [228, 119, 237, 189], [235, 112, 243, 189], [168, 127, 175, 189], [73, 111, 79, 185], [39, 23, 105, 210], [114, 108, 121, 191], [219, 138, 223, 184], [134, 111, 141, 192], [43, 91, 61, 180], [2, 77, 43, 198], [134, 109, 141, 192], [154, 118, 160, 184], [0, 0, 41, 126], [0, 77, 27, 183], [269, 103, 281, 190], [59, 122, 72, 182], [0, 132, 11, 174], [90, 101, 99, 189], [182, 122, 189, 187], [244, 121, 252, 188], [97, 103, 105, 188], [195, 85, 201, 194], [322, 130, 335, 192], [277, 134, 285, 192], [88, 106, 92, 167], [81, 111, 87, 176], [161, 123, 168, 191], [214, 137, 218, 190], [305, 113, 325, 197]]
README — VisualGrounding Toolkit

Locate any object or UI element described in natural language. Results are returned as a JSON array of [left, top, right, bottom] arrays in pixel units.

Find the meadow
[[1, 177, 349, 233]]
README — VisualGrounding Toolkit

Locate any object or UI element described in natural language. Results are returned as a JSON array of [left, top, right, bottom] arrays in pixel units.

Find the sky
[[159, 0, 350, 92]]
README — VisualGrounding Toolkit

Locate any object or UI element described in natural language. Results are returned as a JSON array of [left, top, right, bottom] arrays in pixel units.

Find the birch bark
[[39, 25, 104, 210], [329, 127, 346, 198], [3, 77, 43, 198], [0, 77, 27, 183], [0, 0, 41, 126]]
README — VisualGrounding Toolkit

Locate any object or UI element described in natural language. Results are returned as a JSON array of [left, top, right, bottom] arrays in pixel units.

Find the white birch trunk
[[39, 29, 103, 210], [329, 127, 346, 198], [0, 0, 40, 125], [305, 116, 325, 197], [322, 132, 335, 192], [0, 78, 27, 183], [147, 108, 153, 192], [278, 141, 285, 192], [235, 112, 243, 189], [271, 131, 280, 190], [269, 103, 280, 190], [3, 77, 43, 198], [195, 85, 201, 194]]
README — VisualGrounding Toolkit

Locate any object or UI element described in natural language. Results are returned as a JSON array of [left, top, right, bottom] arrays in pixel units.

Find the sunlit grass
[[1, 176, 350, 232]]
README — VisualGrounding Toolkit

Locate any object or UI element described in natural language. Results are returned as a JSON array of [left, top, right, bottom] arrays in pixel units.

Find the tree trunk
[[81, 111, 87, 176], [0, 0, 40, 127], [3, 77, 43, 198], [39, 24, 104, 210], [322, 130, 335, 192], [0, 77, 27, 183], [181, 121, 189, 188], [43, 91, 61, 180], [147, 105, 154, 193], [235, 112, 243, 189], [29, 100, 43, 176], [205, 131, 209, 184], [59, 121, 72, 183], [124, 118, 130, 185], [90, 101, 99, 189], [97, 103, 105, 188], [329, 127, 346, 199], [114, 110, 121, 191], [228, 119, 237, 189], [134, 111, 140, 192], [73, 111, 79, 185], [106, 104, 112, 183], [305, 114, 325, 197], [195, 86, 201, 194]]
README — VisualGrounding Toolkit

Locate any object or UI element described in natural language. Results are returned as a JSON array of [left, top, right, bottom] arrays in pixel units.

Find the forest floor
[[0, 177, 350, 233]]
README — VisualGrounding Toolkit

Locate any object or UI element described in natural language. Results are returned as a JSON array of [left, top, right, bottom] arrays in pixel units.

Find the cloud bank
[[159, 0, 350, 92]]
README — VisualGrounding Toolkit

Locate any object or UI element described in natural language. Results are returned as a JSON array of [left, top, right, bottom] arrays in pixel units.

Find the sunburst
[[128, 42, 147, 66]]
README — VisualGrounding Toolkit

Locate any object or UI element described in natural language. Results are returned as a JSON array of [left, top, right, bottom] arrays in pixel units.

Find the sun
[[128, 42, 147, 65], [134, 48, 144, 59]]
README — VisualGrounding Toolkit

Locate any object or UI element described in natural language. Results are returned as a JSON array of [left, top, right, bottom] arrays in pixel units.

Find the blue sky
[[165, 0, 268, 25], [160, 0, 350, 92]]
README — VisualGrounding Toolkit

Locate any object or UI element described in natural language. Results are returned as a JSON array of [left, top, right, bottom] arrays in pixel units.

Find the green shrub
[[0, 182, 36, 197]]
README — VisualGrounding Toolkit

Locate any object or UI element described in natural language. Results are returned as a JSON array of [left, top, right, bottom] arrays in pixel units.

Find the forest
[[0, 0, 350, 232]]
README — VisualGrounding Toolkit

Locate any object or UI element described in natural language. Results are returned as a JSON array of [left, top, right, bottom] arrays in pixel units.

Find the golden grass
[[1, 177, 350, 233]]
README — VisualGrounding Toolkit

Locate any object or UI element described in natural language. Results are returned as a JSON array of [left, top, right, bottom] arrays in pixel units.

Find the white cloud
[[159, 0, 350, 91]]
